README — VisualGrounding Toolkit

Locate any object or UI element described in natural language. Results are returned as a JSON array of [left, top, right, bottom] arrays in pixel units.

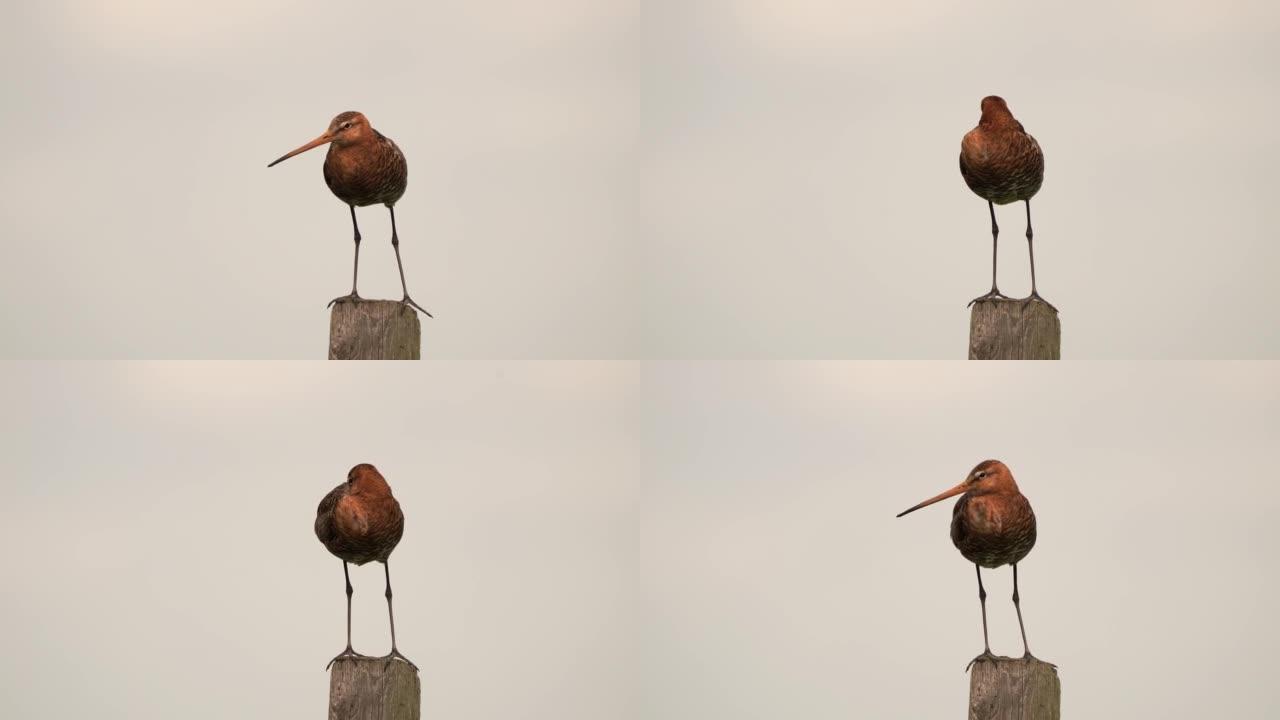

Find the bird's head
[[346, 463, 391, 495], [896, 459, 1019, 517], [325, 112, 372, 147], [978, 96, 1019, 129], [267, 111, 372, 167]]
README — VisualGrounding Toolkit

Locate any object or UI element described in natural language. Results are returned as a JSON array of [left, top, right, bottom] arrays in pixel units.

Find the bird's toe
[[325, 647, 371, 670], [327, 292, 363, 309], [383, 648, 419, 671], [967, 290, 1010, 308], [965, 650, 1001, 672], [399, 296, 433, 318]]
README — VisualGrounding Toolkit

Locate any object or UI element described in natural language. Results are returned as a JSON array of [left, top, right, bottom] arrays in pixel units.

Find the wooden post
[[968, 656, 1060, 720], [968, 299, 1060, 360], [328, 657, 421, 720], [329, 301, 422, 360]]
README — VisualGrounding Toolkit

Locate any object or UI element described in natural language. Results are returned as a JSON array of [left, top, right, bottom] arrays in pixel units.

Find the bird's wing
[[315, 483, 346, 544], [380, 496, 406, 550], [317, 483, 344, 515]]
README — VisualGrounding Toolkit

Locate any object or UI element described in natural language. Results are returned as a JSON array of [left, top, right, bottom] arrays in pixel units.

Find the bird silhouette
[[960, 97, 1055, 312], [315, 463, 416, 670], [897, 460, 1051, 670], [269, 112, 432, 317]]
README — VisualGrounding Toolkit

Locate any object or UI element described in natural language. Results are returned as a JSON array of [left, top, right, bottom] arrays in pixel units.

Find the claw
[[327, 292, 362, 309], [399, 295, 433, 318], [965, 650, 1000, 672], [326, 646, 371, 670], [382, 648, 419, 672], [967, 289, 1011, 308], [1021, 651, 1057, 669], [1024, 292, 1058, 313]]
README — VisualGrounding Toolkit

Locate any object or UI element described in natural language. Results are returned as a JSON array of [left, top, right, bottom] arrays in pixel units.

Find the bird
[[268, 112, 432, 317], [896, 459, 1050, 670], [959, 96, 1055, 312], [315, 463, 416, 670]]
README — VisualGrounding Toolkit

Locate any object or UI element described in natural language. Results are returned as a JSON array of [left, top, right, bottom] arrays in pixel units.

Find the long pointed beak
[[896, 481, 969, 518], [267, 132, 334, 168]]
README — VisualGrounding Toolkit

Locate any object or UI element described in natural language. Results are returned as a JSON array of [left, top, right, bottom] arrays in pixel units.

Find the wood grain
[[968, 656, 1060, 720], [328, 657, 420, 720], [968, 299, 1060, 360], [329, 300, 422, 360]]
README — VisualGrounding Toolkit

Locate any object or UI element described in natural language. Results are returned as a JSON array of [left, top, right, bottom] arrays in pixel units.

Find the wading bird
[[897, 460, 1050, 670], [269, 112, 432, 317], [315, 463, 416, 670], [960, 96, 1055, 312]]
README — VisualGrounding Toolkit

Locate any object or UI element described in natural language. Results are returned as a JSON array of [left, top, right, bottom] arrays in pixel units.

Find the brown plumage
[[960, 96, 1055, 311], [898, 460, 1051, 669], [314, 463, 416, 670], [268, 112, 431, 317]]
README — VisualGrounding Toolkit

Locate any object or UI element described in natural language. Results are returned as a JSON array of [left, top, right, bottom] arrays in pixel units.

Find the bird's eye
[[974, 471, 986, 480], [341, 122, 351, 130]]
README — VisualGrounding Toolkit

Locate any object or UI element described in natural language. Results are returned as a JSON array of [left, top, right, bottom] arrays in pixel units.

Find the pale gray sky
[[0, 363, 640, 719], [2, 2, 1279, 357], [635, 362, 1280, 718], [1, 1, 639, 358], [2, 362, 1278, 718]]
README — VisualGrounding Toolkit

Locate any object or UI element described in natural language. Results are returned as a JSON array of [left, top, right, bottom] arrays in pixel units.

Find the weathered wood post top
[[329, 300, 423, 360], [968, 298, 1060, 360], [968, 656, 1060, 720], [328, 657, 421, 720]]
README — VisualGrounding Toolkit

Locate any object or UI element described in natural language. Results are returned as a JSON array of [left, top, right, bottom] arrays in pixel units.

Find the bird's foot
[[399, 295, 433, 318], [1021, 651, 1057, 669], [965, 650, 1000, 672], [325, 646, 371, 670], [327, 292, 363, 309], [1023, 291, 1058, 313], [381, 647, 419, 672], [967, 289, 1011, 308]]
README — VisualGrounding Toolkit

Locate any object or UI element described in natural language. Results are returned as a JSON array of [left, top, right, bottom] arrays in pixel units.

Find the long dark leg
[[345, 561, 354, 649], [1011, 564, 1056, 666], [968, 201, 1009, 307], [1013, 563, 1028, 654], [382, 560, 418, 669], [1023, 200, 1057, 311], [966, 564, 999, 671], [389, 206, 433, 318], [989, 201, 1000, 293], [327, 206, 363, 308], [326, 561, 366, 669]]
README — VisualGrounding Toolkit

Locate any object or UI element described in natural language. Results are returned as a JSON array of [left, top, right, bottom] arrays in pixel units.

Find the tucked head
[[267, 110, 372, 167], [978, 95, 1018, 127], [896, 459, 1019, 518], [346, 463, 391, 494]]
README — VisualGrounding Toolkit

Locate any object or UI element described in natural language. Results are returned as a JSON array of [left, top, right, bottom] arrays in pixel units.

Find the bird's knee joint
[[978, 587, 987, 601], [385, 588, 393, 600], [391, 236, 400, 247]]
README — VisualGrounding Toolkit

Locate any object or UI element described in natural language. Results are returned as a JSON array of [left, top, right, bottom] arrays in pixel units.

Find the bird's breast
[[951, 494, 1037, 568], [323, 143, 407, 207]]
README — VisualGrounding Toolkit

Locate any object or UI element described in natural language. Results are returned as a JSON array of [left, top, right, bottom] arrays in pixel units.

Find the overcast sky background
[[2, 1, 1279, 358], [2, 362, 1278, 718], [0, 363, 640, 720]]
